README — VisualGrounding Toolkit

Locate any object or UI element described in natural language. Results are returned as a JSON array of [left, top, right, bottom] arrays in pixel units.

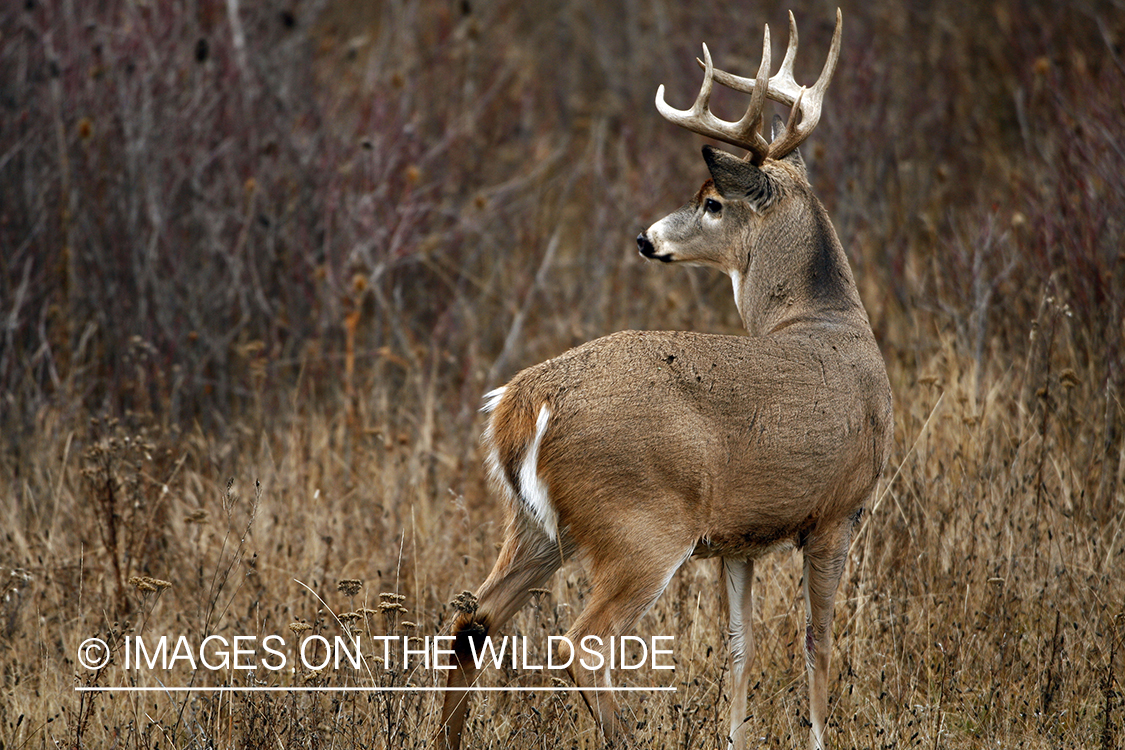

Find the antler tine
[[743, 28, 772, 164], [765, 8, 840, 159], [656, 35, 772, 163], [701, 9, 843, 161], [775, 11, 800, 90], [811, 8, 843, 98]]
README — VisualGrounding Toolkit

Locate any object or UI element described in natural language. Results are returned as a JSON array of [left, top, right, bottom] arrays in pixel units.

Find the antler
[[655, 31, 774, 163], [655, 9, 842, 165]]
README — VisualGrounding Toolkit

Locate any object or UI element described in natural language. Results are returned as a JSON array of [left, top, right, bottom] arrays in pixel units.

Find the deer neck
[[733, 203, 864, 337]]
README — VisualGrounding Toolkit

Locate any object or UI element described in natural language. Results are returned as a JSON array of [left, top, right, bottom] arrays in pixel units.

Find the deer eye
[[704, 198, 722, 215]]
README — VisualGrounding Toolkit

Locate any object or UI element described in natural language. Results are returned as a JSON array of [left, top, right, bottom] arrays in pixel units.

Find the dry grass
[[1, 0, 1123, 748]]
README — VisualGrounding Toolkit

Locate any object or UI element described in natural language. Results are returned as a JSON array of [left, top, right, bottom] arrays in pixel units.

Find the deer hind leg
[[558, 541, 694, 746], [440, 520, 573, 750], [723, 557, 755, 750], [801, 520, 853, 750]]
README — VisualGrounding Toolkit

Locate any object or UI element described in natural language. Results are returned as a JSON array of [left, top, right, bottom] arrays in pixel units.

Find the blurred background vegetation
[[0, 0, 1123, 748], [3, 0, 1121, 455]]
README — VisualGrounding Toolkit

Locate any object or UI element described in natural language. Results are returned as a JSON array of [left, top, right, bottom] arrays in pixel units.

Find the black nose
[[636, 232, 654, 257]]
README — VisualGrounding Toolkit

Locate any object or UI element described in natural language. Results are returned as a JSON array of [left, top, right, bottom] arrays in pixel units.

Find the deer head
[[638, 11, 860, 338]]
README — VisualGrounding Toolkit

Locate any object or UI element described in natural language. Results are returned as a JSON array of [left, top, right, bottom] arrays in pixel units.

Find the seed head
[[337, 579, 363, 597]]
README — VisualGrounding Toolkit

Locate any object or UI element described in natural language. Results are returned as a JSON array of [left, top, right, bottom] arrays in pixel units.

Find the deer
[[440, 10, 892, 750]]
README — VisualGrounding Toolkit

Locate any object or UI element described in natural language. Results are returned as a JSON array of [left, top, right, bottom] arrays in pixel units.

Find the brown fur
[[441, 59, 892, 750]]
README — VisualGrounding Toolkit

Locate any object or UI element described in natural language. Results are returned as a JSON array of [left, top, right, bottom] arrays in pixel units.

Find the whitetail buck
[[441, 10, 892, 750]]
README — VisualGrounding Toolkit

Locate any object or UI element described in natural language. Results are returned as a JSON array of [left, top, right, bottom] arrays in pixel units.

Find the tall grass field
[[1, 1, 1122, 747]]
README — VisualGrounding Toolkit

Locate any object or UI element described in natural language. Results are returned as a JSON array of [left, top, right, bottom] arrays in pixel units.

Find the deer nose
[[636, 232, 655, 257]]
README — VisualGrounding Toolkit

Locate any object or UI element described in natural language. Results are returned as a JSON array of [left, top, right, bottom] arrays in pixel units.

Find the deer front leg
[[801, 522, 852, 750], [723, 557, 755, 750]]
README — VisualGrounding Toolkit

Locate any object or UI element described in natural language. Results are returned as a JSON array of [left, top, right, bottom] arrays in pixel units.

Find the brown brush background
[[1, 0, 1123, 747]]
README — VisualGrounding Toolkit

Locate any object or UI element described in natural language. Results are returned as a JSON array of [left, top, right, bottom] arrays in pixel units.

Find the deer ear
[[702, 145, 777, 210], [771, 114, 806, 170]]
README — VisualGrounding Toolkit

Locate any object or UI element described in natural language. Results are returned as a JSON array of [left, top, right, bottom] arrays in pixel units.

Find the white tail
[[441, 10, 892, 750]]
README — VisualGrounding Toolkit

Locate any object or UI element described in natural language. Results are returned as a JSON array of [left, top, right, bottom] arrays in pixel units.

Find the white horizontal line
[[75, 686, 677, 693]]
